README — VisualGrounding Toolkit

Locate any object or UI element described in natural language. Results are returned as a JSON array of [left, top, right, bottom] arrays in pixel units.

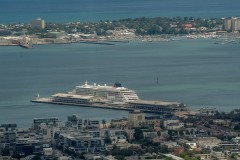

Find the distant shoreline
[[1, 15, 240, 48], [1, 33, 240, 49]]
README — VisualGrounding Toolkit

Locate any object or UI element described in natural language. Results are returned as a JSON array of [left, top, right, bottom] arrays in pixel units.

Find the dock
[[79, 40, 115, 45], [31, 98, 133, 112], [31, 97, 188, 115]]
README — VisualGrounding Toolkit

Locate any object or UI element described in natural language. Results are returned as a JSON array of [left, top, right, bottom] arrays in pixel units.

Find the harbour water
[[0, 39, 240, 127], [1, 0, 240, 127]]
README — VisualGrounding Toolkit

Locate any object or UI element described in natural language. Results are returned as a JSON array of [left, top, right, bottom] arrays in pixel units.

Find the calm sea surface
[[0, 39, 240, 127], [0, 0, 240, 127], [0, 0, 240, 23]]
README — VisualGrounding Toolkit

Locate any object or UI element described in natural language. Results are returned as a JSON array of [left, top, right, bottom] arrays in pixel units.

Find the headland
[[1, 16, 240, 47]]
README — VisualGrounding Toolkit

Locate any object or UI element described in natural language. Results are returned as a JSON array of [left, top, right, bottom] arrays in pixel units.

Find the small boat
[[19, 41, 33, 49], [19, 36, 33, 49]]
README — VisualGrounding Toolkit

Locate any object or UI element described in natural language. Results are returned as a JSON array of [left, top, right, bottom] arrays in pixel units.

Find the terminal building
[[128, 100, 187, 114]]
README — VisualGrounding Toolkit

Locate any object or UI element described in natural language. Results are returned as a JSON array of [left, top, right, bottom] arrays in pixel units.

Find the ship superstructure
[[70, 81, 139, 104]]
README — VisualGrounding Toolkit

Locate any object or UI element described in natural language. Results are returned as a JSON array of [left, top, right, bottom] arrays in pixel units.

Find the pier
[[79, 41, 115, 45], [31, 98, 132, 112], [30, 81, 189, 115], [31, 97, 188, 115]]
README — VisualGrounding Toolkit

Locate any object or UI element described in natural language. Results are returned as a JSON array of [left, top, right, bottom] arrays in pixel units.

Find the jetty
[[31, 96, 188, 115], [79, 41, 115, 45]]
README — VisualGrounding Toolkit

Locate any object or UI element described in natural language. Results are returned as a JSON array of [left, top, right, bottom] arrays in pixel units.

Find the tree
[[102, 119, 107, 128], [11, 152, 21, 159], [104, 136, 112, 144], [134, 128, 144, 141], [183, 143, 190, 150], [204, 123, 210, 128], [234, 124, 240, 131], [190, 129, 194, 135], [115, 155, 126, 160], [32, 156, 41, 160], [159, 145, 169, 153], [168, 130, 173, 137], [179, 130, 184, 136], [1, 148, 10, 156]]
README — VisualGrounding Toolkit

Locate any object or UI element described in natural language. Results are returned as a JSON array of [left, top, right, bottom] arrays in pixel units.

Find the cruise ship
[[31, 81, 189, 115], [70, 81, 139, 104]]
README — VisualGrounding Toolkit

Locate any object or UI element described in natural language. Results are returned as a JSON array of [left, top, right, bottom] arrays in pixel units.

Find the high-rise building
[[231, 18, 240, 31], [66, 115, 83, 130], [31, 18, 45, 29], [128, 110, 145, 128], [223, 17, 240, 31], [224, 18, 232, 30]]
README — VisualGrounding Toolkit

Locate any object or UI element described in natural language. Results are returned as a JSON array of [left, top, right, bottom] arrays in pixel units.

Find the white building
[[163, 119, 184, 130], [128, 110, 145, 128], [43, 148, 53, 156], [224, 18, 232, 30], [231, 18, 240, 31], [194, 137, 221, 148], [223, 17, 240, 31], [31, 18, 45, 29], [232, 137, 240, 144]]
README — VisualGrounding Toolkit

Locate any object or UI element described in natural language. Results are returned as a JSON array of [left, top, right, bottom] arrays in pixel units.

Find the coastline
[[0, 33, 237, 48]]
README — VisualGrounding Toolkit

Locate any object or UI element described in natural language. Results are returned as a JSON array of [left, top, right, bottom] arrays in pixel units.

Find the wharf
[[79, 41, 115, 45], [105, 40, 129, 43], [31, 97, 187, 115], [31, 98, 133, 112], [0, 44, 18, 46]]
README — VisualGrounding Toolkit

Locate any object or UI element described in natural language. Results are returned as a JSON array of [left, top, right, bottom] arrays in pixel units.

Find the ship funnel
[[113, 82, 122, 88]]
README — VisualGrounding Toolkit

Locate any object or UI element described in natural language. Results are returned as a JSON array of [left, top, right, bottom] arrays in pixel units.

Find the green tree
[[32, 156, 41, 160], [104, 136, 112, 144], [115, 155, 126, 160], [102, 119, 107, 128], [159, 145, 169, 153], [1, 148, 10, 156], [134, 128, 144, 141]]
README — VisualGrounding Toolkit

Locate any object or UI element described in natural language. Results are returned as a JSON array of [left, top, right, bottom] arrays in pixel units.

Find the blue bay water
[[0, 39, 240, 127], [0, 0, 240, 23], [1, 0, 240, 127]]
